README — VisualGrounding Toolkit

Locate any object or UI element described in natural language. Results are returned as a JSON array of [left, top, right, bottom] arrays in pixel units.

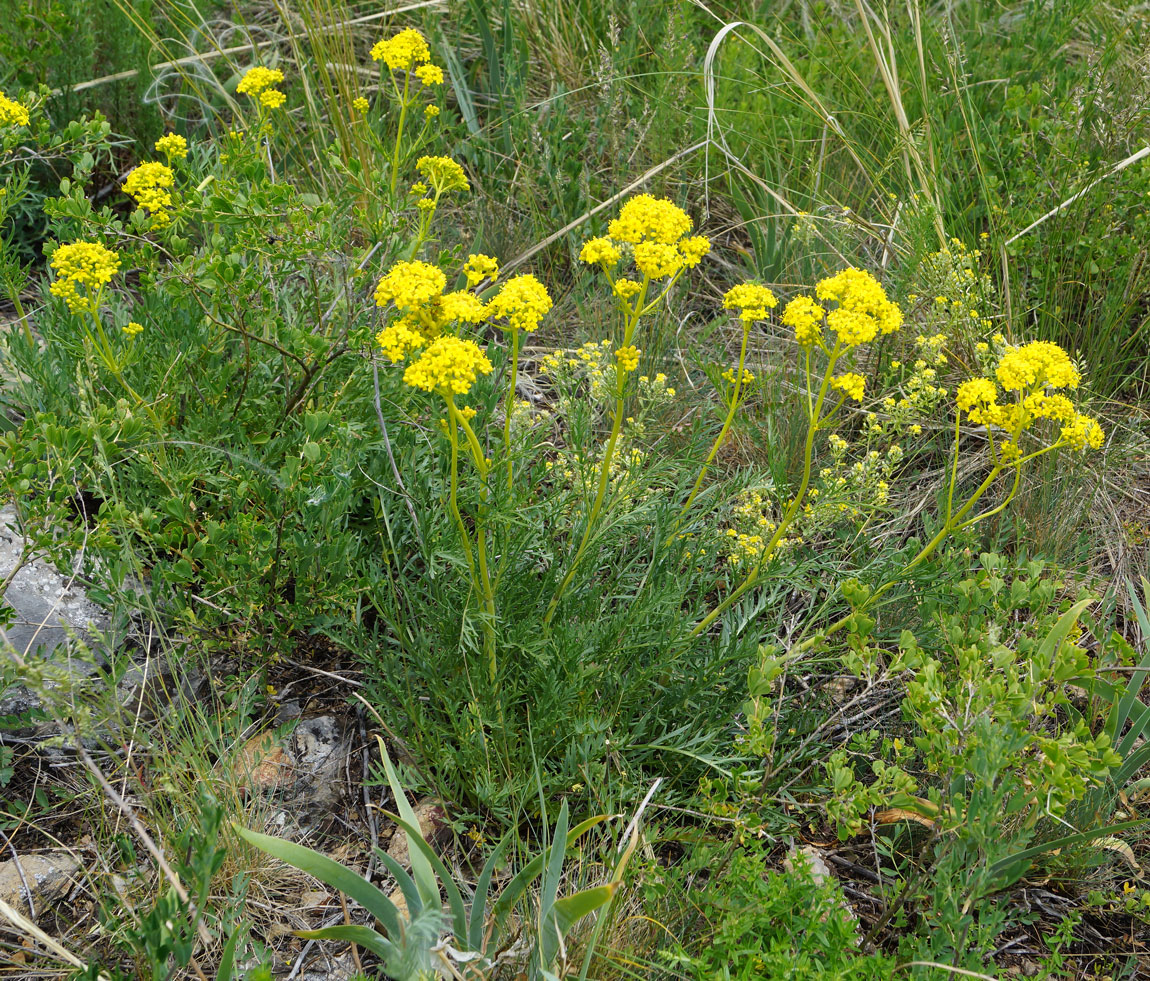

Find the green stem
[[503, 327, 520, 492], [543, 277, 650, 626], [690, 342, 842, 638], [449, 399, 498, 683], [675, 322, 750, 527], [389, 70, 410, 198]]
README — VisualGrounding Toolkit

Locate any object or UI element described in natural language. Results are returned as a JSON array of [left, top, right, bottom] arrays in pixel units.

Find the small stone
[[385, 798, 449, 868], [0, 851, 81, 920]]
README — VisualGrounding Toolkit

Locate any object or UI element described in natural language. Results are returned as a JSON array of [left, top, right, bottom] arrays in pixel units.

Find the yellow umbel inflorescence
[[813, 267, 902, 347], [722, 283, 778, 323], [371, 28, 432, 71], [0, 91, 29, 127], [122, 321, 144, 337], [352, 97, 370, 113], [831, 373, 866, 402], [463, 253, 499, 287], [781, 295, 826, 348], [402, 335, 493, 396], [260, 89, 286, 109], [581, 195, 710, 285], [49, 242, 121, 313], [415, 155, 469, 194], [485, 274, 553, 332], [374, 260, 446, 314], [414, 64, 444, 86], [236, 66, 284, 97], [956, 341, 1102, 453], [154, 133, 187, 161], [122, 161, 175, 226], [615, 345, 641, 373]]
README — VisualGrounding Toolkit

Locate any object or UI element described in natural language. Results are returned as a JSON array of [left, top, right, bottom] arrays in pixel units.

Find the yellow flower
[[438, 290, 487, 324], [815, 268, 902, 346], [463, 253, 499, 287], [956, 377, 998, 420], [414, 64, 444, 86], [122, 161, 175, 225], [723, 283, 778, 323], [633, 241, 685, 280], [403, 335, 493, 396], [607, 194, 693, 245], [260, 89, 286, 109], [415, 155, 469, 193], [371, 28, 431, 71], [425, 105, 440, 119], [614, 279, 642, 300], [615, 345, 641, 372], [579, 236, 621, 269], [486, 274, 553, 332], [831, 372, 866, 401], [0, 91, 29, 128], [376, 316, 427, 362], [352, 96, 370, 113], [49, 242, 121, 313], [722, 367, 754, 385], [1060, 413, 1104, 451], [374, 260, 446, 314], [123, 321, 144, 337], [782, 295, 825, 347], [995, 341, 1079, 392], [236, 66, 285, 97], [678, 235, 711, 268], [154, 133, 187, 160]]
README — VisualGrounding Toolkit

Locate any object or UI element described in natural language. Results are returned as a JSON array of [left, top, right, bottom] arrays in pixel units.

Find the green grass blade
[[385, 812, 469, 943], [293, 925, 397, 962]]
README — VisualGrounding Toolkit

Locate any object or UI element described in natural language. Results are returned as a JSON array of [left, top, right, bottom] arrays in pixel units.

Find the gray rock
[[0, 850, 82, 920]]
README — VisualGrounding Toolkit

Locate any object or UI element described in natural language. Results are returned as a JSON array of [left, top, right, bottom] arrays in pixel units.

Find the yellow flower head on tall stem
[[370, 28, 431, 71], [815, 267, 902, 347], [49, 242, 121, 313], [463, 253, 499, 287], [831, 373, 866, 402], [403, 335, 493, 396], [782, 295, 826, 347], [608, 194, 693, 245], [996, 340, 1080, 392], [579, 237, 621, 270], [236, 66, 285, 97], [415, 155, 469, 194], [485, 274, 553, 332], [723, 283, 778, 323], [260, 89, 286, 109], [374, 260, 446, 314], [0, 91, 29, 128], [154, 133, 187, 161], [414, 64, 444, 86], [122, 161, 176, 226]]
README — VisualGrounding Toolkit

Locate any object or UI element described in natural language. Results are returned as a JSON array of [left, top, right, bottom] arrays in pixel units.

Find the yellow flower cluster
[[486, 274, 552, 332], [782, 295, 826, 347], [415, 155, 469, 193], [723, 283, 778, 323], [908, 238, 996, 336], [122, 321, 144, 337], [374, 260, 447, 313], [722, 367, 754, 386], [122, 161, 175, 226], [956, 341, 1102, 453], [154, 133, 187, 161], [581, 196, 710, 284], [814, 268, 903, 346], [720, 489, 801, 568], [237, 67, 285, 100], [49, 242, 121, 313], [996, 340, 1080, 391], [414, 64, 443, 86], [371, 28, 432, 71], [0, 91, 29, 127], [463, 253, 499, 287], [615, 345, 641, 373], [352, 96, 370, 113], [403, 335, 492, 397], [260, 89, 286, 109], [831, 372, 866, 402]]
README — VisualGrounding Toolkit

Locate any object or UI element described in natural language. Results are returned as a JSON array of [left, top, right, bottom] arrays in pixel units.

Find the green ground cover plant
[[2, 1, 1150, 978]]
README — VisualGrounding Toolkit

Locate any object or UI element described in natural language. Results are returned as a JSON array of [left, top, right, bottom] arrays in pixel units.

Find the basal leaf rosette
[[956, 340, 1103, 460]]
